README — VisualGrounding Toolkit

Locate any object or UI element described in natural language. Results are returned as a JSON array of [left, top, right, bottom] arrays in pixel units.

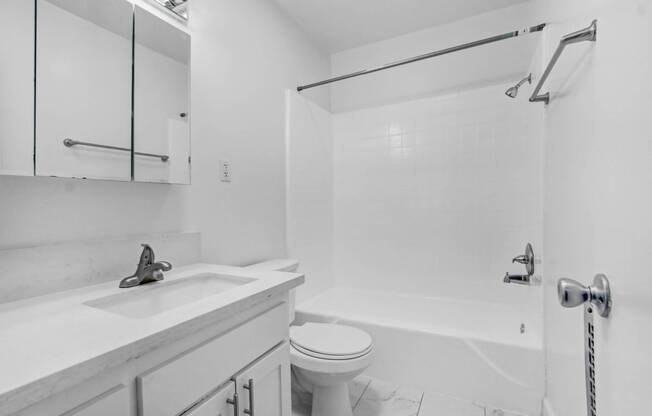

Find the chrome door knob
[[557, 278, 591, 308], [557, 274, 612, 318]]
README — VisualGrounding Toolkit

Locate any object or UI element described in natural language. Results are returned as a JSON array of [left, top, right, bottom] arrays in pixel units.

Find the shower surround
[[286, 80, 545, 413]]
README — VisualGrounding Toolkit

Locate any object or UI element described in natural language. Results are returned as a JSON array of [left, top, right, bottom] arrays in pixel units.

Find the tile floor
[[292, 375, 527, 416]]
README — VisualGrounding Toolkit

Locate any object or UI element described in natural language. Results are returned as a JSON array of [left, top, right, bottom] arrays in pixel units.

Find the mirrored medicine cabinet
[[0, 0, 191, 184]]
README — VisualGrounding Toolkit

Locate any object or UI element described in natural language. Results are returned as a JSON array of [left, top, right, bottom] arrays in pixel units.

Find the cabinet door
[[0, 0, 34, 176], [133, 6, 191, 184], [234, 342, 291, 416], [185, 382, 237, 416], [35, 0, 133, 181]]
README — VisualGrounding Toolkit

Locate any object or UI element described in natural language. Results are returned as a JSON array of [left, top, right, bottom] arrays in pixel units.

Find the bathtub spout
[[504, 273, 531, 285]]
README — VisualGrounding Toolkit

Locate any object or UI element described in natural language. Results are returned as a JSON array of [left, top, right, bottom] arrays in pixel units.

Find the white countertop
[[0, 263, 304, 415]]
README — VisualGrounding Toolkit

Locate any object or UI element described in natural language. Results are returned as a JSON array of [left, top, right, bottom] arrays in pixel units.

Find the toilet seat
[[289, 323, 374, 374], [291, 342, 373, 361], [290, 323, 373, 358]]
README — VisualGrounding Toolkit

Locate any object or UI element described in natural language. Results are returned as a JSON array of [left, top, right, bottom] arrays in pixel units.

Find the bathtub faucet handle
[[504, 243, 535, 285]]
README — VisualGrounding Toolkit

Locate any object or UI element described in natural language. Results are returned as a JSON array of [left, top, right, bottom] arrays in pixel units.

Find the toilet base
[[311, 383, 353, 416]]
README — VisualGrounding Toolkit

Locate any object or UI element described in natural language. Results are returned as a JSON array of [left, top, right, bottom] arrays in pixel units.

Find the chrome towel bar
[[530, 20, 597, 104], [63, 138, 169, 162]]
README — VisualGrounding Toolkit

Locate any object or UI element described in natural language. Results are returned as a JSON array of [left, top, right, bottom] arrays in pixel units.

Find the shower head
[[505, 73, 532, 98], [505, 86, 520, 99]]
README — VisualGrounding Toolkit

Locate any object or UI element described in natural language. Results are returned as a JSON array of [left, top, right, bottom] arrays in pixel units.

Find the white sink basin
[[85, 273, 255, 318]]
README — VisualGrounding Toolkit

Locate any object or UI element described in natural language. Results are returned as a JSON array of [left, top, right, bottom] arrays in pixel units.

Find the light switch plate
[[220, 160, 231, 182]]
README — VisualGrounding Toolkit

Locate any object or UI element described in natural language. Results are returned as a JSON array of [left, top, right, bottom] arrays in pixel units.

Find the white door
[[185, 382, 237, 416], [540, 1, 652, 415], [234, 342, 292, 416]]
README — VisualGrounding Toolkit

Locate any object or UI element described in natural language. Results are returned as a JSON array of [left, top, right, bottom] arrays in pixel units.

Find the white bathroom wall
[[531, 0, 652, 415], [0, 1, 330, 270], [332, 84, 543, 312], [187, 0, 330, 266], [285, 91, 334, 302], [330, 2, 541, 112]]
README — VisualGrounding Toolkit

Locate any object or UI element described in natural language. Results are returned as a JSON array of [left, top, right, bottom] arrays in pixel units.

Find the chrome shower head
[[505, 86, 519, 98], [505, 73, 532, 98]]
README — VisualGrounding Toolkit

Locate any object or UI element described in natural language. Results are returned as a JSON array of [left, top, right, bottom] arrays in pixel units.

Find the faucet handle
[[512, 243, 535, 276], [158, 261, 173, 272], [151, 270, 165, 282], [512, 255, 528, 264], [138, 244, 155, 266]]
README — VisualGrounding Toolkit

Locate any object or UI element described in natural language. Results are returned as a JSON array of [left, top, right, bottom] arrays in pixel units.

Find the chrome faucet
[[119, 244, 172, 288], [504, 243, 535, 285]]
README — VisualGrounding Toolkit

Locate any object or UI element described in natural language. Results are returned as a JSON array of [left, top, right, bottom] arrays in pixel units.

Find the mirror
[[152, 0, 188, 20], [134, 6, 191, 184], [35, 0, 134, 181], [3, 0, 191, 183], [0, 1, 35, 176]]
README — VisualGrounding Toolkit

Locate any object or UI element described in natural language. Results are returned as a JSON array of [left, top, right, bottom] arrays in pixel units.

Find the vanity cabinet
[[137, 303, 287, 416], [13, 301, 292, 416]]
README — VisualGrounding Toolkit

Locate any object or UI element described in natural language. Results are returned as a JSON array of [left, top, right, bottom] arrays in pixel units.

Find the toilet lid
[[290, 323, 373, 358]]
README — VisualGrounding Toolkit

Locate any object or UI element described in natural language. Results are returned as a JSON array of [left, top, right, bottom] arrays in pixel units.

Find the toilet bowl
[[245, 260, 375, 416], [290, 322, 374, 416]]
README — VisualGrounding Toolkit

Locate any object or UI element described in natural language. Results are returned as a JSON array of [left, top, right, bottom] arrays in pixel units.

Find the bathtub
[[294, 287, 544, 415]]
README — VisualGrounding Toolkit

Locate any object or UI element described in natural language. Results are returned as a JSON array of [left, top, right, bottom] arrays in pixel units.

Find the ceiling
[[273, 0, 531, 53]]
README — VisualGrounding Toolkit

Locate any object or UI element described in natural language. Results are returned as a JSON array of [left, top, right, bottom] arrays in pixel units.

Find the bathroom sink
[[85, 273, 255, 318]]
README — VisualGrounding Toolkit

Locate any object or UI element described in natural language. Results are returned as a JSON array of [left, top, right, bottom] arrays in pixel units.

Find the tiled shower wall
[[332, 83, 543, 310]]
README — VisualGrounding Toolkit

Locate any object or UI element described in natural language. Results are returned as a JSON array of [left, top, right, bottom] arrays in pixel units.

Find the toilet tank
[[244, 259, 299, 323]]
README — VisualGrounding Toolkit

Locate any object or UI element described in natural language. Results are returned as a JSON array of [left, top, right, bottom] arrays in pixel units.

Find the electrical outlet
[[220, 160, 231, 182]]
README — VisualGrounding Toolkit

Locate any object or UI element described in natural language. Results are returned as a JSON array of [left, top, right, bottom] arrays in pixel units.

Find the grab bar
[[63, 138, 169, 162], [530, 20, 597, 104]]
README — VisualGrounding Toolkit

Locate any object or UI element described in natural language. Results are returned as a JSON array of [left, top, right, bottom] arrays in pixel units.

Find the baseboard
[[542, 398, 557, 416]]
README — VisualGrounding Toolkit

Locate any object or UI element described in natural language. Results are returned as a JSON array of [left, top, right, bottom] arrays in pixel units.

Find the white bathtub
[[294, 287, 544, 415]]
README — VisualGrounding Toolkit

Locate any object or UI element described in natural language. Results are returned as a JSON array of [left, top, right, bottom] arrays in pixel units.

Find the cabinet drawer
[[137, 303, 287, 416], [62, 385, 128, 416]]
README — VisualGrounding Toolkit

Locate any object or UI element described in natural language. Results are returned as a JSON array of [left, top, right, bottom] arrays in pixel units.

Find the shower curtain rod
[[297, 23, 547, 92]]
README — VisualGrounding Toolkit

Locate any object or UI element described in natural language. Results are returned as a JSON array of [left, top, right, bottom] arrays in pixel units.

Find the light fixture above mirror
[[152, 0, 188, 20]]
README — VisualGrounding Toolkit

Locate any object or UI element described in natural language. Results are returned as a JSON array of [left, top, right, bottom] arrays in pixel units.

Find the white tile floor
[[292, 375, 527, 416]]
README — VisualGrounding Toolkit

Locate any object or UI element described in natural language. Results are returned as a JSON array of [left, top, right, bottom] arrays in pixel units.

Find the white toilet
[[245, 260, 374, 416]]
